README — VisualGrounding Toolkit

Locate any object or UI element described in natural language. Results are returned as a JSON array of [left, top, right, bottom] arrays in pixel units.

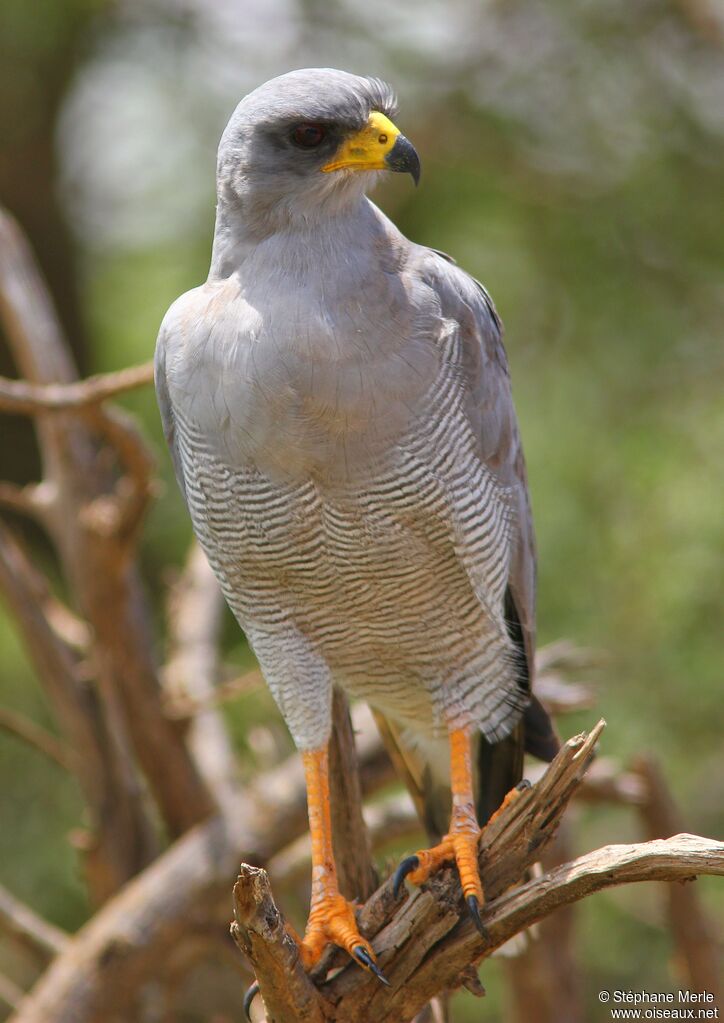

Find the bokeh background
[[1, 0, 723, 1019]]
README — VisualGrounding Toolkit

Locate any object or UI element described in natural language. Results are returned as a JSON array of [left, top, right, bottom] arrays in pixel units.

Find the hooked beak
[[322, 111, 421, 186]]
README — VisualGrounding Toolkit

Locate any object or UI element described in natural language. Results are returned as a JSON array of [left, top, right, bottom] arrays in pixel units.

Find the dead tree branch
[[163, 542, 238, 814], [632, 755, 722, 1004], [0, 974, 24, 1013], [0, 518, 158, 898], [0, 363, 153, 414], [231, 723, 724, 1023], [329, 688, 377, 902], [0, 884, 68, 966], [0, 208, 214, 856], [8, 708, 394, 1023], [0, 705, 75, 772], [232, 866, 328, 1023]]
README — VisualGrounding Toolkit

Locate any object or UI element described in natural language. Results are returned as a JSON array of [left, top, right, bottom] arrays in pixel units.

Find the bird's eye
[[292, 123, 327, 148]]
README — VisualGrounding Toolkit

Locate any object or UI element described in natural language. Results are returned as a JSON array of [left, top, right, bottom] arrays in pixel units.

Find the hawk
[[155, 67, 558, 983]]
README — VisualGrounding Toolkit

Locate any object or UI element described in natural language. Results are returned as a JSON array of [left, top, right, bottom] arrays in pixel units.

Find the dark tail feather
[[422, 761, 452, 843], [475, 722, 525, 825], [475, 696, 559, 825], [524, 694, 560, 762]]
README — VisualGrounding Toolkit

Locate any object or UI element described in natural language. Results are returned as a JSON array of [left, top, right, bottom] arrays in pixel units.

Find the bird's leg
[[295, 745, 387, 981], [400, 728, 484, 912], [392, 727, 527, 934]]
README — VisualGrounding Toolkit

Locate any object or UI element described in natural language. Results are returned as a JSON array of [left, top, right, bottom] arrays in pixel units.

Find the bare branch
[[78, 404, 157, 549], [0, 483, 51, 522], [0, 519, 158, 897], [533, 673, 596, 715], [8, 716, 394, 1023], [471, 832, 724, 945], [0, 207, 215, 843], [231, 866, 327, 1023], [0, 706, 75, 772], [633, 756, 723, 1003], [534, 640, 600, 715], [163, 666, 263, 718], [0, 884, 68, 965], [329, 688, 377, 902], [0, 363, 154, 416], [236, 721, 720, 1023], [163, 542, 238, 813], [0, 973, 24, 1012]]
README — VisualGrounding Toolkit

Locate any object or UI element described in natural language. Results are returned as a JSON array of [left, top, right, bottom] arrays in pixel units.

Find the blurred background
[[0, 0, 722, 1019]]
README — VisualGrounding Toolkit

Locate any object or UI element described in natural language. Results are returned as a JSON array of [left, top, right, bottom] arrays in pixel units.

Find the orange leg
[[295, 746, 387, 982], [393, 727, 527, 935]]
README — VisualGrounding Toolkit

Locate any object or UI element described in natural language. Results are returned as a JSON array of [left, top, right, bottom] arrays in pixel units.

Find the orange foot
[[393, 826, 489, 935], [296, 890, 388, 982], [243, 894, 386, 1021], [393, 727, 531, 936]]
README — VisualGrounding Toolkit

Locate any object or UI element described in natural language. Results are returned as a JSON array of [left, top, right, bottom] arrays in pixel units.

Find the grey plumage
[[155, 68, 556, 810]]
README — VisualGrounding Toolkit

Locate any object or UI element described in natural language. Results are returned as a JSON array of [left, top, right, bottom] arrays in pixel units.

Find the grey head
[[215, 68, 420, 239]]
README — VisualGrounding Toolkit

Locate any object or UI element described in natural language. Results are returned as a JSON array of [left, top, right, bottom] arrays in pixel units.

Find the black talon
[[353, 944, 391, 985], [243, 980, 260, 1020], [516, 779, 531, 792], [466, 894, 488, 939], [392, 854, 420, 898]]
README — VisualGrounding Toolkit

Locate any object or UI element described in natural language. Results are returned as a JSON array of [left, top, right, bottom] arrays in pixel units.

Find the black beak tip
[[385, 135, 421, 186]]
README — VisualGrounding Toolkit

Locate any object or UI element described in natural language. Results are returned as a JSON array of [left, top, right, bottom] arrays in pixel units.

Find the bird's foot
[[393, 829, 487, 935], [393, 780, 531, 937], [298, 891, 389, 984]]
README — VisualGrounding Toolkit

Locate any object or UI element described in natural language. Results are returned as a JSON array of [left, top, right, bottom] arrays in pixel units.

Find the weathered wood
[[0, 207, 215, 848], [633, 755, 722, 1005], [230, 723, 724, 1023], [163, 542, 238, 815], [231, 866, 327, 1023], [0, 362, 153, 414], [9, 710, 394, 1023], [329, 688, 377, 902], [0, 518, 158, 898], [0, 885, 68, 966]]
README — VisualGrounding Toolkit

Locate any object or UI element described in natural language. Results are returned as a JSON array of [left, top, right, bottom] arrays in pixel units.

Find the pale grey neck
[[208, 191, 382, 282]]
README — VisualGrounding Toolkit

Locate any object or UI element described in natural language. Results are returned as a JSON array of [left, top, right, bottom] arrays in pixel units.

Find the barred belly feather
[[170, 304, 525, 751]]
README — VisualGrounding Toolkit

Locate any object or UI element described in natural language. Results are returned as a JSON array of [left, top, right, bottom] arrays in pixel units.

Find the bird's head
[[216, 68, 420, 235]]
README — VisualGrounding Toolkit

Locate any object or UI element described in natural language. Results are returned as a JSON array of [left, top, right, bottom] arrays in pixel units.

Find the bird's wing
[[431, 245, 559, 758], [154, 321, 188, 504], [375, 246, 558, 834]]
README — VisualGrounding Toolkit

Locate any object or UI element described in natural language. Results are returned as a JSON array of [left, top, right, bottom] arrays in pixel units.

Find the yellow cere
[[321, 111, 401, 173]]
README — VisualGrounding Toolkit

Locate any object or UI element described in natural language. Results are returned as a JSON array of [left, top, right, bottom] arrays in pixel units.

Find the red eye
[[292, 123, 327, 148]]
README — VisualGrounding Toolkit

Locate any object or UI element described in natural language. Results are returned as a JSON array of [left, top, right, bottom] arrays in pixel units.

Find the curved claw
[[243, 980, 260, 1020], [392, 854, 420, 898], [516, 779, 532, 792], [353, 944, 390, 985], [466, 894, 488, 939]]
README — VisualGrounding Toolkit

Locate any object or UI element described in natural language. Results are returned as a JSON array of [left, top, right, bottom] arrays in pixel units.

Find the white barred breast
[[169, 310, 525, 751]]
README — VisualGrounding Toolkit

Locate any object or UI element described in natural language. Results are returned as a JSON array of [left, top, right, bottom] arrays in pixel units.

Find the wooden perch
[[232, 722, 724, 1023], [0, 884, 68, 966], [8, 707, 394, 1023], [0, 363, 153, 415]]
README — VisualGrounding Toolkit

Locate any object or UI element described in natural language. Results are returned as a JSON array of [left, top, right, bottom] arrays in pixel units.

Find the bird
[[155, 67, 558, 984]]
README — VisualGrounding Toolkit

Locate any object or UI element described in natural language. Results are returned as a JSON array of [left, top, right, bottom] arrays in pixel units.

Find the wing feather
[[423, 248, 558, 780], [154, 325, 188, 504]]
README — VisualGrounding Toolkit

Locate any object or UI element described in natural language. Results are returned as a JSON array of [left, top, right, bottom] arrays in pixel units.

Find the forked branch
[[232, 722, 724, 1023]]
